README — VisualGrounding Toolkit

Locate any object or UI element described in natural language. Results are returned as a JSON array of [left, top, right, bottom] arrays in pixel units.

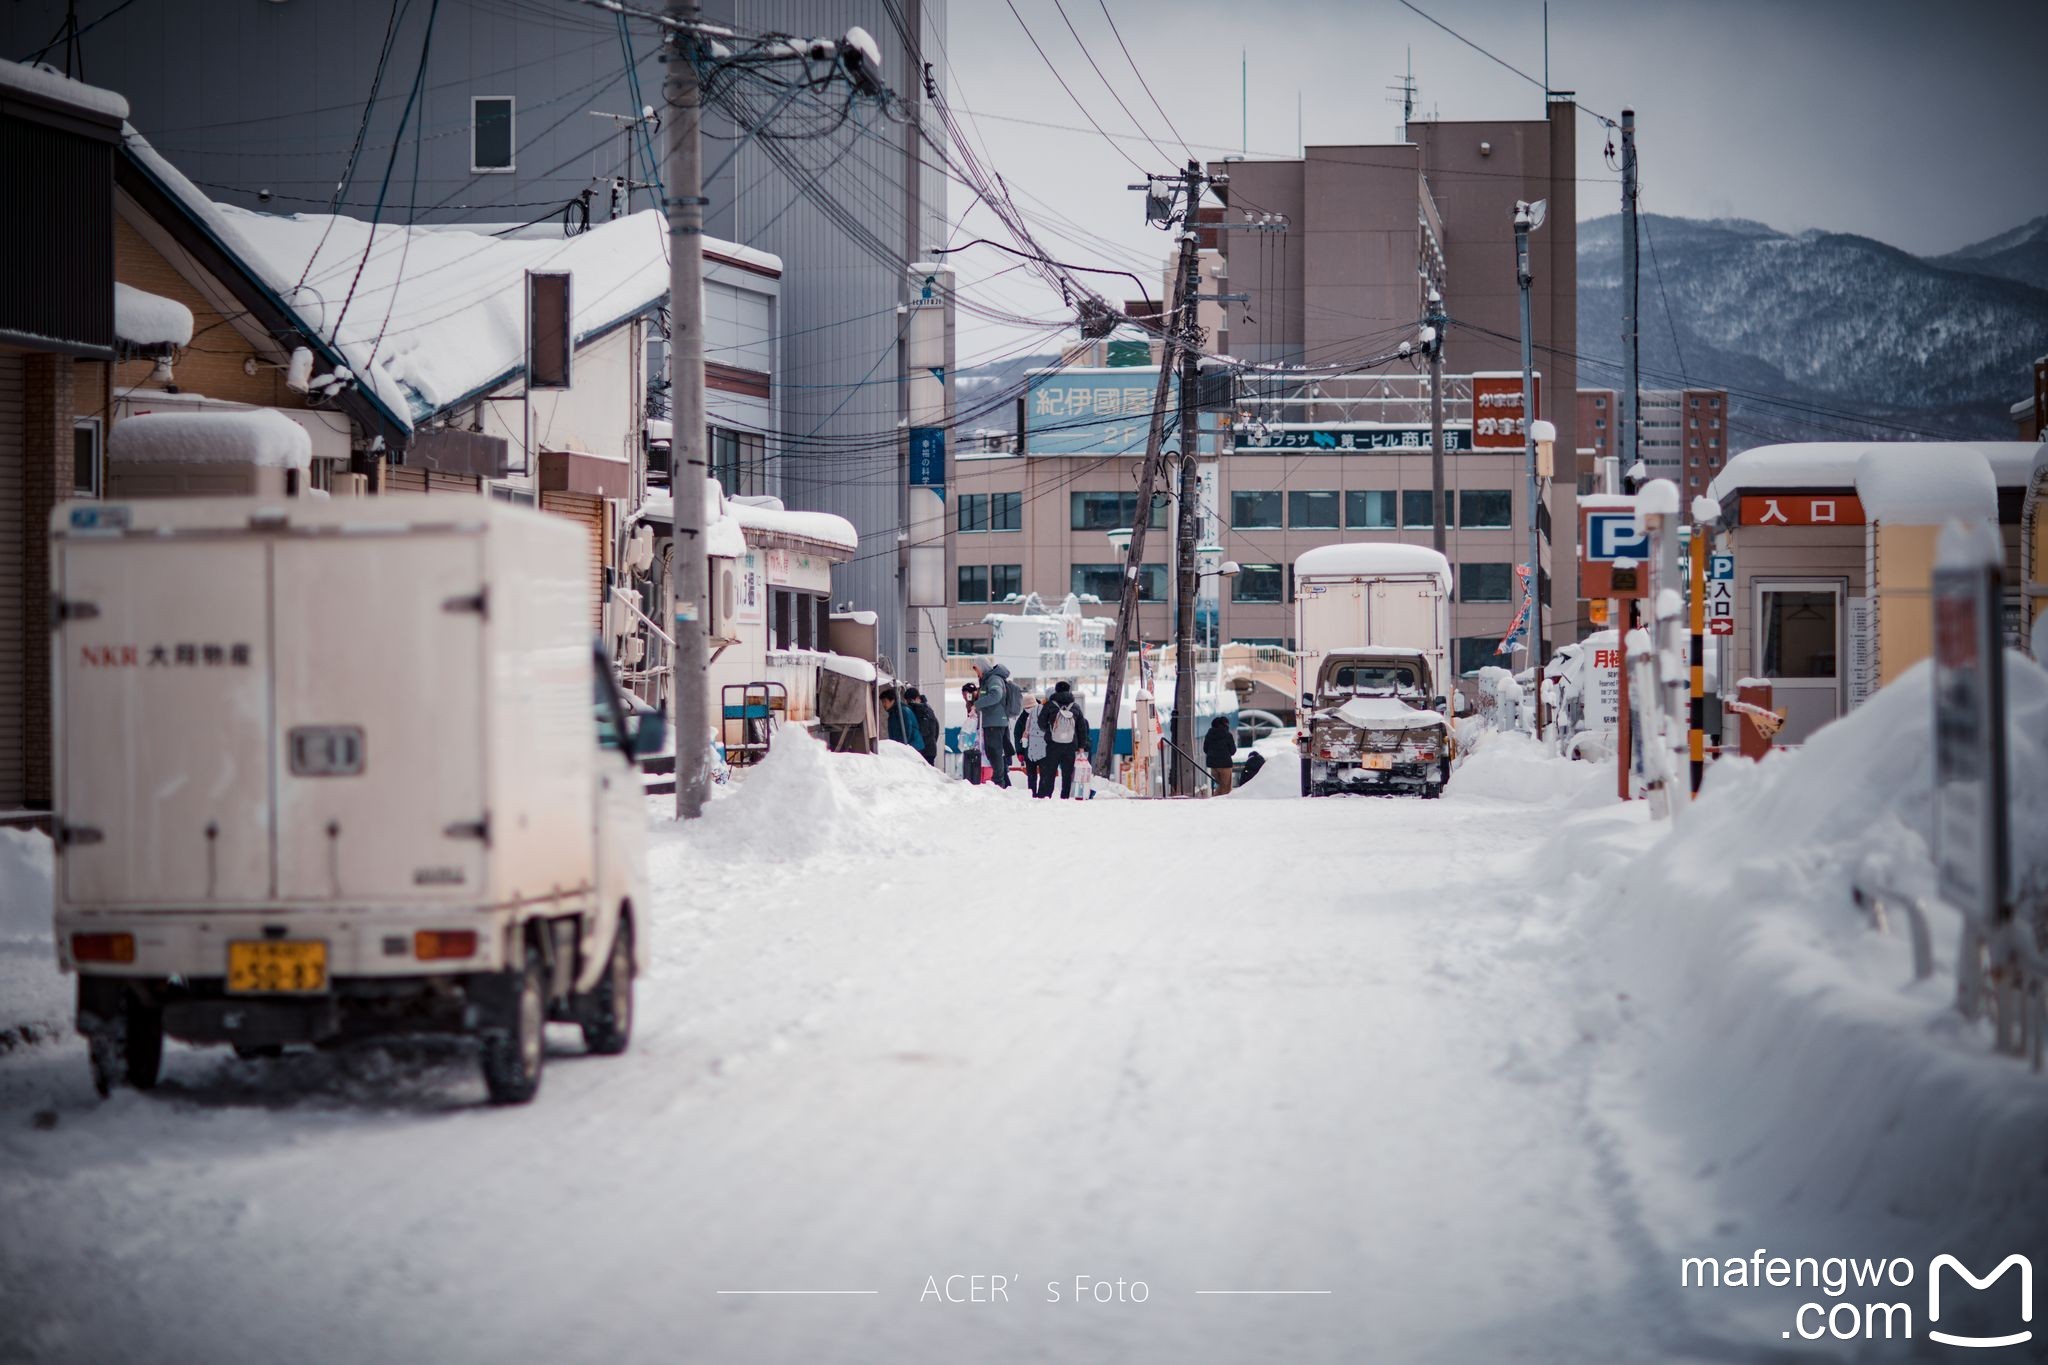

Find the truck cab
[[1296, 648, 1453, 798]]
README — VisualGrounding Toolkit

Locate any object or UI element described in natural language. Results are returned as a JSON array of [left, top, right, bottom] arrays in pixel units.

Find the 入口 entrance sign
[[1739, 494, 1867, 527], [1707, 553, 1735, 636]]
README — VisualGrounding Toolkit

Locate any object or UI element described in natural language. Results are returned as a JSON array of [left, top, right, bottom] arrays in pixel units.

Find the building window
[[72, 418, 103, 497], [471, 96, 515, 173], [1458, 489, 1512, 528], [709, 425, 766, 497], [1071, 490, 1163, 531], [1459, 562, 1513, 602], [947, 636, 986, 657], [1401, 489, 1442, 529], [1456, 636, 1504, 676], [957, 565, 989, 603], [959, 493, 986, 533], [1072, 562, 1165, 602], [1231, 490, 1281, 529], [1288, 490, 1339, 528], [990, 564, 1022, 601], [1345, 489, 1396, 529], [1594, 418, 1606, 429], [988, 491, 1021, 531], [1594, 397, 1606, 409], [1233, 563, 1284, 603], [488, 482, 537, 506]]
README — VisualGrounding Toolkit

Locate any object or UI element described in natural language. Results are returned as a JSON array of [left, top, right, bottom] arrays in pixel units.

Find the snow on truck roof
[[1292, 542, 1452, 589]]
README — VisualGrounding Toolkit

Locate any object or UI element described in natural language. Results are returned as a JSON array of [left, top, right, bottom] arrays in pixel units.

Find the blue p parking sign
[[1585, 511, 1650, 562]]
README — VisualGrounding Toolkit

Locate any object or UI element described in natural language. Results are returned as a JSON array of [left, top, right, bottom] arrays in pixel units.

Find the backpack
[[1049, 702, 1077, 745], [1003, 677, 1024, 719]]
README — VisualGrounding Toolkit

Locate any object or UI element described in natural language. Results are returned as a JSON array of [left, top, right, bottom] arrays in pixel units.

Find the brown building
[[948, 98, 1583, 682], [1577, 387, 1617, 490], [1640, 387, 1730, 498]]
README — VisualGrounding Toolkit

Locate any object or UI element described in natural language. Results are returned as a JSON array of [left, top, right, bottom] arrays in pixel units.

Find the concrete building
[[1203, 100, 1582, 662], [2, 0, 946, 660], [1639, 387, 1730, 496], [1577, 387, 1616, 491]]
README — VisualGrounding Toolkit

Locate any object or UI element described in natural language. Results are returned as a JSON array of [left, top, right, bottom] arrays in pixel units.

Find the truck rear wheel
[[578, 912, 634, 1056], [481, 944, 547, 1105], [86, 991, 163, 1097]]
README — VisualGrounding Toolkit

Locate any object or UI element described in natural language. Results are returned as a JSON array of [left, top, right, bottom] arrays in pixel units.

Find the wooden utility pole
[[666, 0, 711, 819], [1169, 163, 1205, 796]]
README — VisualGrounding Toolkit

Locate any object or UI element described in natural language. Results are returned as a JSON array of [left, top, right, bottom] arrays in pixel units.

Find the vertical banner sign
[[909, 426, 945, 488], [1845, 597, 1875, 708], [1931, 560, 2009, 927], [1707, 553, 1735, 635]]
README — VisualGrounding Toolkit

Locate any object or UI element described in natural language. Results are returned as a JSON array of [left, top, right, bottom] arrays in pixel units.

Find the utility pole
[[1170, 163, 1205, 796], [1514, 198, 1546, 736], [665, 0, 711, 819], [1094, 237, 1192, 781], [1619, 108, 1639, 487], [1426, 283, 1447, 559]]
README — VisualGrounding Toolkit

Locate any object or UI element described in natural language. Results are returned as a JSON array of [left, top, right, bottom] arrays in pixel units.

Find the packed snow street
[[5, 1, 2048, 1363]]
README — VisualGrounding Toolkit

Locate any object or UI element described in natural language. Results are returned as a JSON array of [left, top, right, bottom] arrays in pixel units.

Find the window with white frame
[[72, 418, 102, 496], [472, 96, 515, 173]]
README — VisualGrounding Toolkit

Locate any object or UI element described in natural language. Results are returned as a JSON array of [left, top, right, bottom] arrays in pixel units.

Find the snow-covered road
[[0, 744, 1728, 1363]]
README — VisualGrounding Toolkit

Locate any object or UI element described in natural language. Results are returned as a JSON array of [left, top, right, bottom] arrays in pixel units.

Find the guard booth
[[1709, 442, 2039, 745]]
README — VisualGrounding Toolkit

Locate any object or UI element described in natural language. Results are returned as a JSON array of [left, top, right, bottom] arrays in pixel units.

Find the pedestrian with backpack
[[973, 660, 1015, 788], [1015, 691, 1045, 793], [959, 681, 984, 784], [1034, 680, 1091, 799], [904, 687, 941, 766], [881, 686, 922, 752]]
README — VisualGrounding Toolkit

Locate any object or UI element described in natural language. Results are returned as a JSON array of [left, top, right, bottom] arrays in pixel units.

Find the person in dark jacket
[[903, 688, 941, 766], [1033, 681, 1091, 799], [1203, 715, 1238, 794], [973, 660, 1014, 787], [881, 687, 922, 751], [1238, 749, 1266, 787]]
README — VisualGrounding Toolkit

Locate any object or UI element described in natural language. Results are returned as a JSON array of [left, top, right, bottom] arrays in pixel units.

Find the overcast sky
[[937, 0, 2048, 365]]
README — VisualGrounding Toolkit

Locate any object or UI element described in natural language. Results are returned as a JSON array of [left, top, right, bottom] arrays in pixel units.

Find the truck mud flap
[[465, 969, 528, 1034], [164, 997, 343, 1048]]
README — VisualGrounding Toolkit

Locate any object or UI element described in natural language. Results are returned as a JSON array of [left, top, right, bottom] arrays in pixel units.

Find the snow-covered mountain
[[1935, 213, 2048, 293], [1577, 214, 2048, 443]]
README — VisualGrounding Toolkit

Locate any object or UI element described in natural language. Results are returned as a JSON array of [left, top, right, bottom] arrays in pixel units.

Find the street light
[[1514, 198, 1548, 735]]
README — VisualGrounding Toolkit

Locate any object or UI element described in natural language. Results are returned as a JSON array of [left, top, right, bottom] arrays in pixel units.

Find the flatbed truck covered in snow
[[48, 496, 660, 1102]]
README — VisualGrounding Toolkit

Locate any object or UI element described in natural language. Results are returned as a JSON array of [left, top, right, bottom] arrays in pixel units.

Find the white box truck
[[1292, 544, 1456, 797], [49, 496, 659, 1103]]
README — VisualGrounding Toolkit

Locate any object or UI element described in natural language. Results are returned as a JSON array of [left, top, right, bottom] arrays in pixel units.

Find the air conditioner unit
[[708, 555, 741, 645]]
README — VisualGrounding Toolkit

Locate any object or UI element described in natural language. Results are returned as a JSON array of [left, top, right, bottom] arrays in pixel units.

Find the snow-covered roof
[[1855, 447, 1997, 526], [110, 409, 312, 470], [0, 60, 127, 121], [831, 609, 879, 626], [817, 653, 878, 683], [725, 497, 858, 555], [114, 283, 193, 348], [646, 417, 672, 443], [1707, 441, 2044, 502], [1292, 542, 1452, 590]]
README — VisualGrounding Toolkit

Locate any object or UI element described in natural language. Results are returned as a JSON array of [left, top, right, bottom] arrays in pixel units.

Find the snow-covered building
[[1705, 441, 2040, 743]]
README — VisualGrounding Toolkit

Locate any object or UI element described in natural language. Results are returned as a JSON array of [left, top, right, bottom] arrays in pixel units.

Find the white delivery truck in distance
[[1292, 544, 1456, 797], [50, 496, 660, 1104]]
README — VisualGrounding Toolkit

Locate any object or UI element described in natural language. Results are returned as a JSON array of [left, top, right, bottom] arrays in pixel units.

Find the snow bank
[[113, 282, 194, 348], [1446, 730, 1611, 807], [694, 728, 982, 862], [110, 408, 312, 469], [1570, 651, 2048, 1298], [0, 828, 69, 1047]]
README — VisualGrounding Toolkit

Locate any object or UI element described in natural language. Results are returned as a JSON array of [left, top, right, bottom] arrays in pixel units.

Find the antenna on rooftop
[[1388, 48, 1418, 141]]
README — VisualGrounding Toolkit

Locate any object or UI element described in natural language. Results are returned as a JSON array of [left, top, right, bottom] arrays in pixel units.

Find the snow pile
[[1574, 650, 2048, 1290], [113, 282, 194, 347], [0, 828, 68, 1047], [0, 59, 127, 120], [109, 409, 312, 469], [1446, 729, 1611, 807], [1332, 696, 1444, 730], [695, 728, 979, 861]]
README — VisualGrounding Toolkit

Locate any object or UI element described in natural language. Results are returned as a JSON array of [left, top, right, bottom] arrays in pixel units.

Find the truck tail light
[[72, 932, 135, 964], [414, 930, 478, 960]]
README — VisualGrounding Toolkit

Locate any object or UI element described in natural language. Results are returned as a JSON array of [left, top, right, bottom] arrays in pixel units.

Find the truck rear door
[[272, 533, 486, 903], [1368, 580, 1444, 653], [1295, 576, 1368, 689], [57, 535, 275, 905]]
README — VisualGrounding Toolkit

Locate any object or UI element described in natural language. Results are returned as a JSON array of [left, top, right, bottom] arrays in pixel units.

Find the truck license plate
[[1362, 754, 1393, 770], [227, 940, 328, 993]]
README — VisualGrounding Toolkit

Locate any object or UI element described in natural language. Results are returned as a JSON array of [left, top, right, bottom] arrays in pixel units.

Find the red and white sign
[[1738, 494, 1866, 527], [1470, 374, 1542, 450]]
